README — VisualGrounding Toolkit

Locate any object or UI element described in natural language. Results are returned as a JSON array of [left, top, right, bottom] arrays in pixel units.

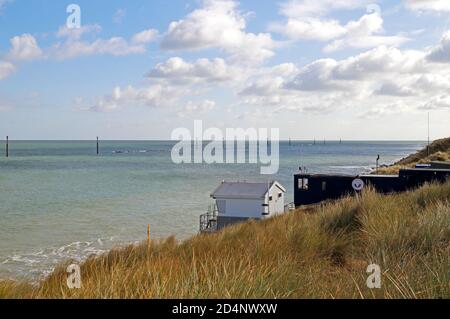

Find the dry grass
[[376, 137, 450, 175], [1, 181, 449, 299]]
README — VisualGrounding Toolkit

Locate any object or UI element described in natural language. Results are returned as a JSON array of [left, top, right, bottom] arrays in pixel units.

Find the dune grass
[[1, 180, 449, 299]]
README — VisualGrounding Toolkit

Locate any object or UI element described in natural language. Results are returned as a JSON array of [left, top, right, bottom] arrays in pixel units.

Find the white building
[[204, 181, 286, 231]]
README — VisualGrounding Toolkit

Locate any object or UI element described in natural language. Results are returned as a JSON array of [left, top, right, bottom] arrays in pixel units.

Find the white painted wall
[[219, 198, 264, 218], [267, 187, 285, 217]]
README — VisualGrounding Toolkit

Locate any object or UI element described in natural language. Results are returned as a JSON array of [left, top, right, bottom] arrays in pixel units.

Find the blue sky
[[0, 0, 450, 140]]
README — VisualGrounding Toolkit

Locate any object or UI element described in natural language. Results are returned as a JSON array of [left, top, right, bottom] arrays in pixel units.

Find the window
[[278, 192, 283, 199], [298, 178, 309, 190], [322, 181, 327, 191], [269, 196, 273, 201]]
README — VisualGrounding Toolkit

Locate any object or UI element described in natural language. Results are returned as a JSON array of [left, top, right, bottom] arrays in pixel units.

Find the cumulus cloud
[[375, 81, 414, 96], [147, 57, 241, 84], [323, 13, 409, 52], [238, 29, 450, 115], [7, 34, 43, 61], [178, 99, 216, 117], [427, 31, 450, 63], [358, 101, 410, 119], [279, 0, 366, 17], [271, 1, 407, 52], [52, 38, 147, 59], [131, 29, 159, 44], [284, 46, 424, 93], [404, 0, 450, 12], [284, 45, 424, 91], [270, 17, 347, 41], [51, 25, 158, 59], [0, 61, 15, 80], [91, 85, 181, 112], [161, 0, 276, 63], [56, 24, 102, 40], [420, 95, 450, 110]]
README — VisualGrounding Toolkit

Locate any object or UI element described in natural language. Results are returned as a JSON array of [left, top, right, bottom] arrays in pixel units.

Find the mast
[[427, 112, 430, 156]]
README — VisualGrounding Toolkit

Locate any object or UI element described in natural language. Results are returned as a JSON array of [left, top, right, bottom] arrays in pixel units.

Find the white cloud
[[52, 26, 157, 59], [178, 99, 216, 117], [323, 13, 409, 52], [279, 0, 366, 17], [375, 81, 414, 96], [56, 24, 102, 40], [240, 77, 285, 96], [147, 57, 241, 84], [131, 29, 159, 44], [7, 34, 43, 61], [270, 18, 347, 41], [91, 85, 181, 112], [272, 2, 407, 52], [414, 73, 450, 91], [404, 0, 450, 12], [420, 95, 450, 110], [427, 30, 450, 62], [237, 30, 450, 116], [52, 38, 147, 59], [0, 61, 15, 80], [358, 101, 410, 119], [161, 0, 276, 63], [284, 46, 424, 92]]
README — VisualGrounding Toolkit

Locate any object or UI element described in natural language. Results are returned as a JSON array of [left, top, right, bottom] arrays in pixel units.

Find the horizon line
[[0, 139, 432, 142]]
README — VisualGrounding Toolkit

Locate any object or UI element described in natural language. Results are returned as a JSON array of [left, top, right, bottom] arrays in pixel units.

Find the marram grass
[[1, 181, 449, 299]]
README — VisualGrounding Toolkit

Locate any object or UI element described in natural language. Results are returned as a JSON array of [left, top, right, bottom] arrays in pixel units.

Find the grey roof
[[211, 181, 278, 199]]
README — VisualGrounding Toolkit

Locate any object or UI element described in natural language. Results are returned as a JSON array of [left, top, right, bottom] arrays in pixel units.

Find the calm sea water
[[0, 140, 424, 279]]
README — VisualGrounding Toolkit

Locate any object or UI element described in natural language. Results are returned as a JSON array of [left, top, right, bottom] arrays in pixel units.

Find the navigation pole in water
[[5, 136, 8, 158], [97, 137, 99, 155]]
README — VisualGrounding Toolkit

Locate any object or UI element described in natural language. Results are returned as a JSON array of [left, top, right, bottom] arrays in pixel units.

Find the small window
[[278, 192, 283, 198], [322, 181, 327, 191], [298, 178, 309, 190], [303, 179, 309, 190], [269, 196, 273, 201]]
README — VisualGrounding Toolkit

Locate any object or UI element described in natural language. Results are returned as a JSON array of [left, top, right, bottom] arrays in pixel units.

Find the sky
[[0, 0, 449, 140]]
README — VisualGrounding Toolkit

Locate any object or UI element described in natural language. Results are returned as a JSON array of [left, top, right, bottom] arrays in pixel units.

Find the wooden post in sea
[[5, 136, 8, 158], [96, 137, 99, 155]]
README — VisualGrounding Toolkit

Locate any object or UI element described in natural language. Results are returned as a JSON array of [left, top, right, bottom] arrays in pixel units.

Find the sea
[[0, 140, 425, 280]]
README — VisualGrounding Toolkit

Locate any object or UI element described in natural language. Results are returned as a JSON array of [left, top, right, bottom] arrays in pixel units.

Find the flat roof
[[359, 174, 399, 178], [295, 174, 356, 178], [401, 168, 450, 172]]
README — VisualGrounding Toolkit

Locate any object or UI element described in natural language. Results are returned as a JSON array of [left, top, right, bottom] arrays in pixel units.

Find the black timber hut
[[294, 166, 450, 207]]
